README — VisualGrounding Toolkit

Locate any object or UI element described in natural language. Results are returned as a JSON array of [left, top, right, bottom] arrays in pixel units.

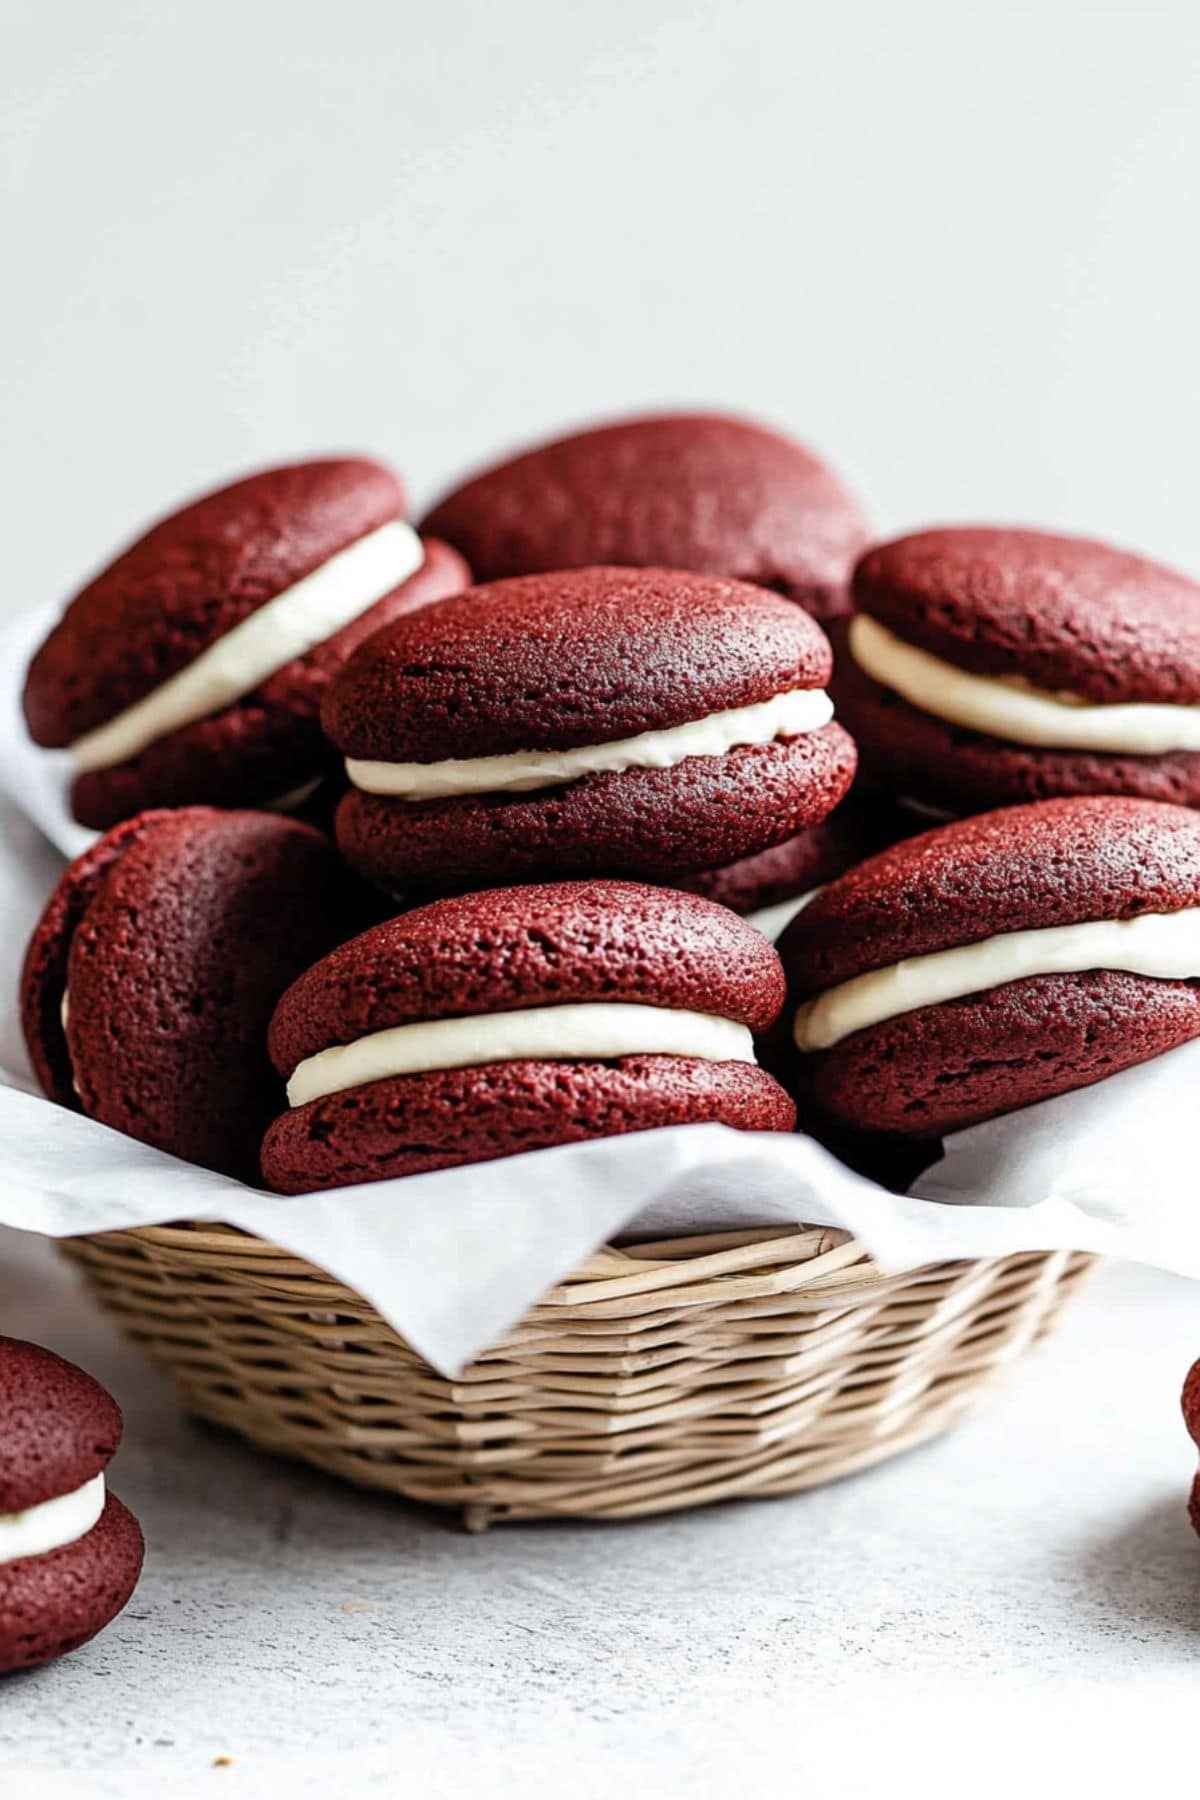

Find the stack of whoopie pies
[[0, 1338, 143, 1674], [18, 413, 1200, 1195], [781, 525, 1200, 1144]]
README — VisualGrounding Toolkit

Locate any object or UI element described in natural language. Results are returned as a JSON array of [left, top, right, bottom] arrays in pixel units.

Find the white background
[[4, 0, 1200, 623]]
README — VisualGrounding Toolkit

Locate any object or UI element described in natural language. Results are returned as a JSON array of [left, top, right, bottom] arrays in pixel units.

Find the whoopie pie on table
[[261, 881, 796, 1194], [323, 565, 857, 899], [1, 1338, 143, 1675], [20, 807, 354, 1180], [422, 412, 869, 622], [23, 458, 469, 829], [1182, 1361, 1200, 1539], [836, 526, 1200, 817], [780, 795, 1200, 1139]]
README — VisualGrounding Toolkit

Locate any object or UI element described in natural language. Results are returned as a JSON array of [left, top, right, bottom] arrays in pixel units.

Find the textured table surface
[[0, 1228, 1196, 1797]]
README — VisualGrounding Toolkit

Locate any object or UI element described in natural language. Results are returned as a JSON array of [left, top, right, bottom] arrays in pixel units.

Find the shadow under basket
[[61, 1226, 1095, 1527]]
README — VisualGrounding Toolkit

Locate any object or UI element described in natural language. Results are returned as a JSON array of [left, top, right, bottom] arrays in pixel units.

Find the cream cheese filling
[[849, 613, 1200, 756], [287, 1002, 757, 1108], [793, 908, 1200, 1052], [344, 686, 834, 800], [0, 1473, 106, 1565], [71, 520, 425, 772]]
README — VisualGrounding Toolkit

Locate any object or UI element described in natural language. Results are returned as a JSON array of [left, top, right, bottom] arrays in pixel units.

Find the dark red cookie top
[[25, 457, 406, 747], [0, 1338, 123, 1513], [322, 566, 833, 763], [270, 880, 786, 1075], [852, 527, 1200, 705], [420, 413, 869, 618], [781, 796, 1200, 998]]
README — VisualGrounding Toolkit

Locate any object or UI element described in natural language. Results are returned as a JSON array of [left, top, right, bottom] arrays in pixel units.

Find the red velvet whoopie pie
[[1183, 1359, 1200, 1539], [780, 796, 1200, 1139], [0, 1338, 144, 1675], [323, 566, 857, 900], [837, 526, 1200, 816], [23, 458, 469, 829], [421, 411, 869, 622], [261, 880, 796, 1194], [20, 807, 356, 1181]]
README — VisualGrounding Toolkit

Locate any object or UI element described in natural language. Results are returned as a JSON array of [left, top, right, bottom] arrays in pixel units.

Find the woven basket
[[61, 1225, 1094, 1526]]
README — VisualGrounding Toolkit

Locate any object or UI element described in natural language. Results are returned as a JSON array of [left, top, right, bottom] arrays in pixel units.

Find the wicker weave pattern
[[62, 1225, 1093, 1525]]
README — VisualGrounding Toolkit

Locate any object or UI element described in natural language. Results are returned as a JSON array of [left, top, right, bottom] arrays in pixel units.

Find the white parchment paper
[[2, 601, 1198, 1376]]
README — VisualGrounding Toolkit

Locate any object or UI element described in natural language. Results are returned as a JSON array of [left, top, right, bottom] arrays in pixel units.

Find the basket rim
[[66, 1217, 1094, 1312]]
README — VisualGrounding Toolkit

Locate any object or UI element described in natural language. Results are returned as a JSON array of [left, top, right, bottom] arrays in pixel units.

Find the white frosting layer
[[746, 887, 821, 943], [71, 520, 425, 772], [794, 908, 1200, 1052], [345, 686, 833, 800], [849, 613, 1200, 755], [0, 1473, 106, 1566], [287, 1003, 757, 1108]]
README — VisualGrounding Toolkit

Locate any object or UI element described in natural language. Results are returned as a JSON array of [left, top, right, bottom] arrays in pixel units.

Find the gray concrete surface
[[1, 1230, 1197, 1796]]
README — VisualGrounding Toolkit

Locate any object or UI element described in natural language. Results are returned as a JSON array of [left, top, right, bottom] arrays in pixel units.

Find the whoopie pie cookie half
[[1, 1338, 143, 1675], [20, 807, 356, 1180], [421, 411, 869, 621], [324, 566, 857, 898], [678, 795, 916, 942], [1182, 1360, 1200, 1538], [261, 881, 797, 1194], [837, 527, 1200, 815], [779, 795, 1200, 1139], [24, 458, 469, 829]]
